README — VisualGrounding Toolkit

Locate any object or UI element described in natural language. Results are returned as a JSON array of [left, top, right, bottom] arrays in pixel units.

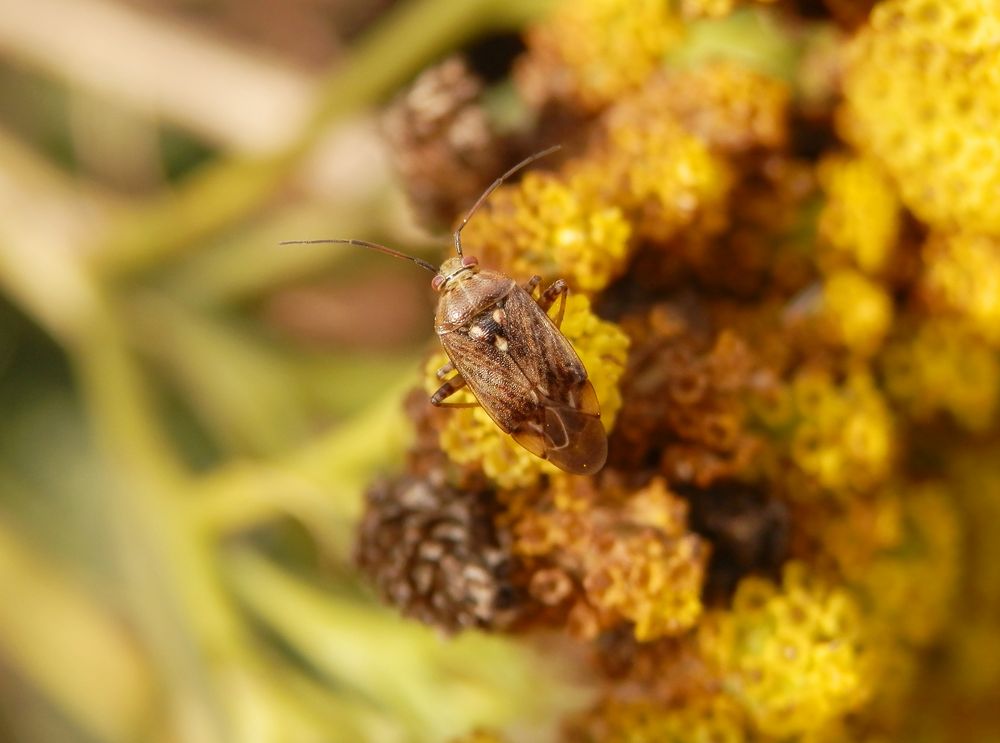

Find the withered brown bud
[[354, 475, 523, 633], [684, 484, 789, 603], [382, 57, 505, 230]]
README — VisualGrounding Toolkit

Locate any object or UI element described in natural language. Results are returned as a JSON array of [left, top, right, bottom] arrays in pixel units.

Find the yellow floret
[[600, 113, 733, 242], [462, 171, 632, 294], [700, 562, 874, 738], [572, 695, 748, 743], [427, 295, 629, 489], [583, 527, 705, 641], [842, 0, 1000, 234], [816, 155, 901, 275], [509, 478, 708, 641], [816, 481, 960, 650], [921, 232, 1000, 345], [520, 0, 684, 110], [657, 61, 790, 153], [882, 318, 1000, 432], [582, 480, 706, 640], [788, 371, 895, 495], [819, 270, 894, 357]]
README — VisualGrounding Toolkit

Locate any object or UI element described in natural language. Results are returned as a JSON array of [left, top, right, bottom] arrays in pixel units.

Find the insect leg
[[523, 275, 542, 298], [435, 359, 456, 379], [537, 279, 569, 329], [431, 374, 479, 408]]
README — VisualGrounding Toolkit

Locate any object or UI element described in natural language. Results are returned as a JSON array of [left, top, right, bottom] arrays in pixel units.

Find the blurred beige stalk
[[0, 0, 314, 153], [0, 520, 153, 742], [0, 0, 400, 203]]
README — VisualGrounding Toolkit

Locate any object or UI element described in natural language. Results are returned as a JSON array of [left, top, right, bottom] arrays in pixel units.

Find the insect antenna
[[279, 238, 438, 274], [452, 144, 562, 257]]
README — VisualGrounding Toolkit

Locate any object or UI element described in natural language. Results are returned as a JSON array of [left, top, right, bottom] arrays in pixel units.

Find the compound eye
[[462, 256, 479, 268], [431, 275, 446, 291]]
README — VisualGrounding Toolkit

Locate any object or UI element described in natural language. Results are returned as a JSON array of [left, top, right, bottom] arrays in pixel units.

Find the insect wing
[[539, 395, 607, 474], [501, 287, 590, 402], [501, 287, 606, 472], [440, 324, 539, 434], [443, 286, 607, 474]]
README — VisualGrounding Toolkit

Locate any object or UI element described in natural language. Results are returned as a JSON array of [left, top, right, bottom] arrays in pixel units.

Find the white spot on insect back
[[495, 336, 509, 353], [469, 325, 486, 339]]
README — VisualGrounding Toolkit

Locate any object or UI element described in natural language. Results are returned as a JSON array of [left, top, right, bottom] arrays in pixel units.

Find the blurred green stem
[[192, 377, 412, 549], [0, 514, 152, 743], [71, 294, 244, 741], [225, 549, 576, 743], [89, 0, 553, 282]]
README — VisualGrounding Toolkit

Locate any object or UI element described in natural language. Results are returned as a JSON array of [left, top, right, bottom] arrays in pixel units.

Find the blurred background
[[0, 0, 575, 741], [7, 1, 1000, 742]]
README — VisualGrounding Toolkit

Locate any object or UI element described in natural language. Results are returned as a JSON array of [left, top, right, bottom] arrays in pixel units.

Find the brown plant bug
[[282, 146, 607, 475]]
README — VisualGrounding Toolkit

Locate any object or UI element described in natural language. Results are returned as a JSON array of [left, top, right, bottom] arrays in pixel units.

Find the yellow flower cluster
[[518, 0, 684, 111], [842, 0, 1000, 234], [822, 483, 960, 648], [426, 294, 629, 488], [463, 99, 733, 292], [816, 154, 900, 276], [921, 232, 1000, 345], [596, 110, 733, 243], [817, 270, 894, 358], [369, 1, 1000, 738], [654, 61, 790, 154], [786, 371, 895, 495], [568, 695, 747, 743], [882, 318, 1000, 432], [700, 562, 874, 738], [510, 478, 708, 641], [584, 487, 706, 641], [461, 171, 632, 293]]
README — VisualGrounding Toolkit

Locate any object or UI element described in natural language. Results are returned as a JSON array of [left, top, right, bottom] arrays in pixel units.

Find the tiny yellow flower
[[700, 562, 874, 738], [819, 270, 894, 358], [922, 232, 1000, 345], [882, 318, 1000, 432], [520, 0, 684, 110], [842, 0, 1000, 234], [817, 155, 900, 275], [462, 171, 633, 294], [788, 371, 895, 495]]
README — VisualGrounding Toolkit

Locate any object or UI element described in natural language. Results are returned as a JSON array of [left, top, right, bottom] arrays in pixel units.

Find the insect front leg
[[536, 279, 569, 329], [431, 374, 478, 408], [523, 275, 542, 298], [435, 359, 456, 379]]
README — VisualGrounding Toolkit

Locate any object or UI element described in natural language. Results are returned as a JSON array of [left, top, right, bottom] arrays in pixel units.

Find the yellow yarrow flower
[[521, 0, 684, 110], [817, 154, 901, 275], [882, 318, 1000, 432], [601, 113, 733, 242], [788, 371, 895, 495], [462, 171, 632, 294], [700, 562, 875, 738], [819, 270, 894, 358], [426, 294, 629, 489], [571, 695, 748, 743], [922, 232, 1000, 345], [582, 480, 706, 640], [842, 0, 1000, 234]]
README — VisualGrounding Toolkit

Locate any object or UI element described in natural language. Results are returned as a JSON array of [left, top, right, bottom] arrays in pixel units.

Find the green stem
[[0, 514, 153, 743], [192, 377, 412, 545], [224, 549, 580, 743]]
